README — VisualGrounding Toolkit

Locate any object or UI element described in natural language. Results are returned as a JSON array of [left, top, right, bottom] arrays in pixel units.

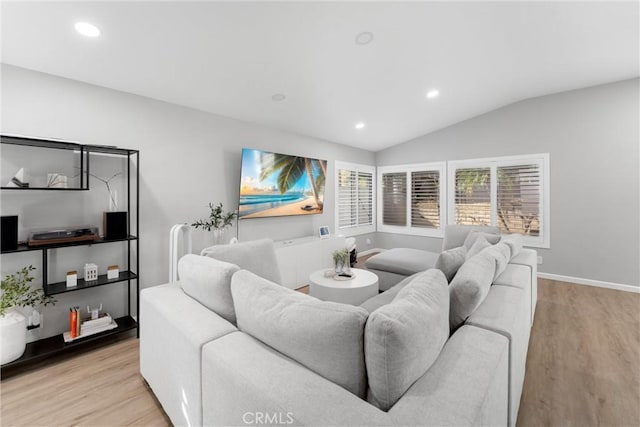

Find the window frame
[[334, 161, 376, 236], [447, 153, 550, 248], [377, 162, 447, 238]]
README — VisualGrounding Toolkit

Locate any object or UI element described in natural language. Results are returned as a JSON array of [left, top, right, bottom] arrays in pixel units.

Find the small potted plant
[[332, 249, 350, 275], [192, 202, 238, 245], [1, 266, 56, 364]]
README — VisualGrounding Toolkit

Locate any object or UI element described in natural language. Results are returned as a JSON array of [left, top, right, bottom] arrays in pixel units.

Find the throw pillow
[[231, 270, 369, 398], [463, 231, 501, 250], [202, 238, 282, 284], [178, 254, 241, 324], [434, 246, 468, 282], [365, 269, 449, 411], [500, 233, 523, 258], [482, 242, 512, 280], [465, 235, 492, 260], [449, 250, 497, 331]]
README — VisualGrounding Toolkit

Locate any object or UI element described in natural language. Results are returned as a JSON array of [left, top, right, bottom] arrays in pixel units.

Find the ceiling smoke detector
[[355, 122, 366, 130], [355, 32, 374, 45], [271, 93, 286, 102]]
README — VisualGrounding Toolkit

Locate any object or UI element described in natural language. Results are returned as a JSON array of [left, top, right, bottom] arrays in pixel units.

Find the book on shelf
[[63, 313, 117, 343]]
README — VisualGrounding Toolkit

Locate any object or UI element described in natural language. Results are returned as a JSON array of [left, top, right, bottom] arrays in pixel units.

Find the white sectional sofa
[[140, 232, 536, 427]]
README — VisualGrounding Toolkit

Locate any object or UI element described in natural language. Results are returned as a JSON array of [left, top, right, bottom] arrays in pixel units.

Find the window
[[377, 162, 446, 237], [335, 161, 375, 236], [448, 154, 549, 248]]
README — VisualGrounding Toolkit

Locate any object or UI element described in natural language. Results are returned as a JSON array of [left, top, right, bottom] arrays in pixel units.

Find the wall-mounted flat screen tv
[[239, 148, 327, 219]]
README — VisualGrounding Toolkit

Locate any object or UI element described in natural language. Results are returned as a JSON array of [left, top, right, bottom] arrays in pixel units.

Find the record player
[[28, 226, 99, 247]]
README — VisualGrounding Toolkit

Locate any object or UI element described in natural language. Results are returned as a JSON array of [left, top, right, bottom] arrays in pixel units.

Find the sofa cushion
[[466, 235, 492, 260], [442, 225, 500, 251], [449, 250, 497, 331], [463, 230, 501, 250], [231, 270, 369, 398], [201, 238, 282, 284], [178, 254, 240, 324], [365, 269, 449, 411], [500, 233, 523, 258], [365, 248, 439, 276], [434, 245, 468, 282], [359, 274, 417, 313], [483, 242, 512, 280]]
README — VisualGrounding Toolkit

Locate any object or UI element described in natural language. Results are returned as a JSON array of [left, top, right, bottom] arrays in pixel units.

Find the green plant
[[332, 249, 350, 267], [1, 266, 56, 316], [191, 202, 237, 232]]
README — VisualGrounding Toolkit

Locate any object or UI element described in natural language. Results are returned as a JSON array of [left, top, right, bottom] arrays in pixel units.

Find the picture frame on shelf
[[319, 226, 329, 239]]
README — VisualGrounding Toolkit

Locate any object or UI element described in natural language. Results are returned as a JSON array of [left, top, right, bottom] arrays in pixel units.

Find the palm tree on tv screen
[[259, 154, 326, 209]]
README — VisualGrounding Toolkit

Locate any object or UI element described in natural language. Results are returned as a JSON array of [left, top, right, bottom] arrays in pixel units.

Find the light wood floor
[[1, 277, 638, 426]]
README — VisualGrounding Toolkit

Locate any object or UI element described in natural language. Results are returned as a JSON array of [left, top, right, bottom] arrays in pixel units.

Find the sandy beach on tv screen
[[240, 197, 322, 219]]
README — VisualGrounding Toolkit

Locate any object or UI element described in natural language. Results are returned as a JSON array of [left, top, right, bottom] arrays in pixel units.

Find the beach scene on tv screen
[[239, 149, 327, 219]]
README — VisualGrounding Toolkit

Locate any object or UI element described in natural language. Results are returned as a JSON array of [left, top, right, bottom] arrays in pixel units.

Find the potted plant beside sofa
[[1, 265, 56, 365]]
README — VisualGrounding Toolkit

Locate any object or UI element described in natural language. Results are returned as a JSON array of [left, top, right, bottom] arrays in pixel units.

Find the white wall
[[0, 64, 376, 339], [376, 78, 640, 288]]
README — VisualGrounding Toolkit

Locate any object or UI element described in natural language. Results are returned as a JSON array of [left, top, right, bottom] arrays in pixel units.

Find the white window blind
[[411, 171, 440, 228], [377, 162, 446, 237], [382, 173, 407, 226], [497, 164, 541, 236], [448, 154, 549, 248], [454, 167, 491, 226], [335, 162, 375, 235]]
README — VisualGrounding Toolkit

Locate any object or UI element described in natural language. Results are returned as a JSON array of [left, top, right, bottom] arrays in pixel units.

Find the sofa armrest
[[140, 283, 237, 427], [388, 325, 509, 426], [202, 331, 394, 426]]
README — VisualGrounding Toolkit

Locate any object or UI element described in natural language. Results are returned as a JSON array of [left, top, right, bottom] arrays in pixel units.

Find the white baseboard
[[538, 272, 639, 294], [358, 248, 386, 257]]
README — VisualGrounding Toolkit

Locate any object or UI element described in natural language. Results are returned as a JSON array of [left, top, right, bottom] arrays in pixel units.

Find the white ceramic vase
[[0, 308, 27, 365]]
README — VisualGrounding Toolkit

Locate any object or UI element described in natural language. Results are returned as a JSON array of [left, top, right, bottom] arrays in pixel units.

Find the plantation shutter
[[454, 167, 491, 226], [411, 170, 440, 228], [497, 164, 541, 236], [382, 172, 407, 226], [357, 172, 373, 226], [337, 168, 373, 229]]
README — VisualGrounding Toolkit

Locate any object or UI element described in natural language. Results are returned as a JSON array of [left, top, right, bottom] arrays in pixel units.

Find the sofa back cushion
[[178, 254, 240, 324], [231, 270, 369, 398], [465, 235, 493, 260], [484, 242, 512, 280], [434, 246, 467, 282], [449, 249, 497, 331], [500, 233, 523, 258], [201, 238, 282, 284], [365, 269, 449, 411], [463, 230, 502, 250], [442, 225, 500, 251]]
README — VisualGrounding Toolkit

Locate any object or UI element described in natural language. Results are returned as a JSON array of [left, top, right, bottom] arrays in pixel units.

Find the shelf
[[0, 134, 83, 151], [1, 187, 88, 191], [0, 316, 137, 371], [0, 235, 138, 254], [46, 271, 138, 296]]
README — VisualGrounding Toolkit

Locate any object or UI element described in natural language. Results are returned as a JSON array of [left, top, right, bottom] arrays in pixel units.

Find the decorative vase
[[212, 228, 225, 245], [108, 190, 118, 212], [0, 308, 27, 365]]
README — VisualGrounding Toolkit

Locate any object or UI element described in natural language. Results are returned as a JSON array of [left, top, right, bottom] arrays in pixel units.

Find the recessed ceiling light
[[426, 89, 440, 99], [75, 22, 100, 38], [271, 93, 286, 102], [355, 32, 374, 45], [355, 122, 365, 130]]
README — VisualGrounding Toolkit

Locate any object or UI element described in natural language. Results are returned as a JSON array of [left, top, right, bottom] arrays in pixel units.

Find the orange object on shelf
[[70, 309, 78, 339]]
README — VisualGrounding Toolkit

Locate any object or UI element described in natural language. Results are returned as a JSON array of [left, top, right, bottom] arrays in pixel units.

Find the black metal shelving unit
[[0, 134, 140, 371]]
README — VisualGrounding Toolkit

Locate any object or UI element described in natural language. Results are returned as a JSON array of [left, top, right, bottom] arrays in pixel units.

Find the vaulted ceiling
[[2, 1, 638, 151]]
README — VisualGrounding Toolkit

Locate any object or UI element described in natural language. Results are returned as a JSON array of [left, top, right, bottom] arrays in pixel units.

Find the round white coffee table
[[309, 268, 379, 305]]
